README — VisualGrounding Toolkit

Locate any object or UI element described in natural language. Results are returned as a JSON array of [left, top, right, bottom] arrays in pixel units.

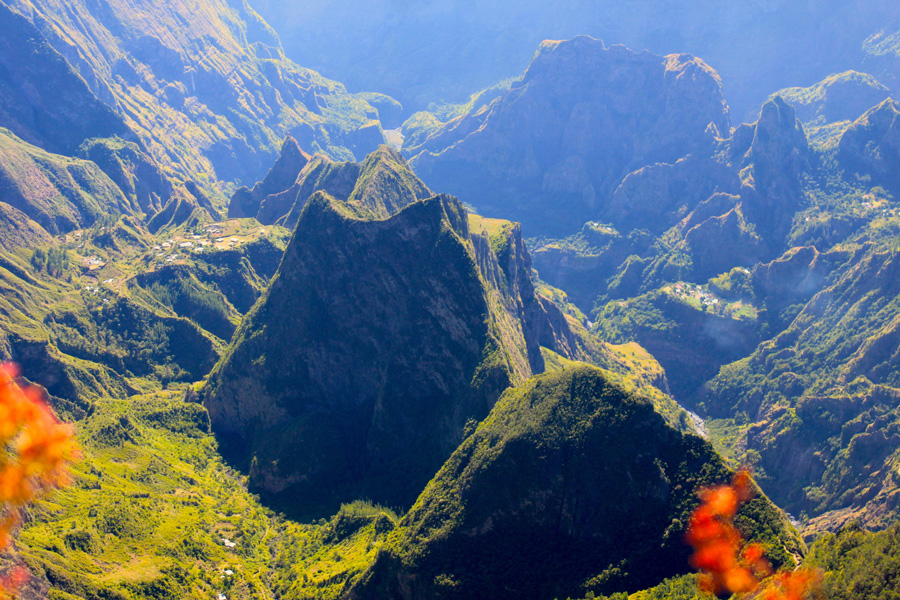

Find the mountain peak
[[348, 365, 802, 600], [204, 191, 524, 513], [347, 144, 433, 218]]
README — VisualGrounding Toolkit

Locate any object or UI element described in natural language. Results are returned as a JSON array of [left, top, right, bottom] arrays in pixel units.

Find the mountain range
[[0, 1, 898, 598]]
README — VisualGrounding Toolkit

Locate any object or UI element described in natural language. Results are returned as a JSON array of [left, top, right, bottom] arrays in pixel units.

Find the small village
[[664, 281, 757, 321], [146, 221, 265, 268], [668, 281, 721, 308], [51, 219, 281, 315]]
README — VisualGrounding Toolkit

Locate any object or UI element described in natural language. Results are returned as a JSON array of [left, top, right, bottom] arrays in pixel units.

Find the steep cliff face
[[408, 36, 730, 236], [204, 194, 529, 513], [3, 0, 385, 200], [347, 366, 802, 600], [739, 97, 809, 239]]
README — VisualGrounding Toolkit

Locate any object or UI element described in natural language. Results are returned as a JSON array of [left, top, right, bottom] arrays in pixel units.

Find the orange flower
[[687, 470, 817, 600], [0, 363, 79, 595]]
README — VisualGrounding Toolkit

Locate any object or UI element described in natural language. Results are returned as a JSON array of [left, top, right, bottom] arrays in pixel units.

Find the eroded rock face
[[227, 136, 311, 219], [408, 36, 730, 236]]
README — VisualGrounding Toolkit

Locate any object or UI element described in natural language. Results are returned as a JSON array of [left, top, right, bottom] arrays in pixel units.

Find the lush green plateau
[[0, 1, 899, 599]]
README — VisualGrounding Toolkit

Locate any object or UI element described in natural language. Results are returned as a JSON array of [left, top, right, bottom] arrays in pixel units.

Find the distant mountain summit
[[248, 0, 900, 119], [229, 142, 433, 225], [407, 37, 730, 236]]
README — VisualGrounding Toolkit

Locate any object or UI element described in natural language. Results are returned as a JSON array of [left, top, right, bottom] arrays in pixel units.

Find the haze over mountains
[[0, 0, 899, 598], [248, 0, 900, 120]]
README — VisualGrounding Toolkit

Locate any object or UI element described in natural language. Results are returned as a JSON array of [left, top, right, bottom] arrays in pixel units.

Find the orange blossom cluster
[[0, 363, 78, 549], [687, 470, 819, 600]]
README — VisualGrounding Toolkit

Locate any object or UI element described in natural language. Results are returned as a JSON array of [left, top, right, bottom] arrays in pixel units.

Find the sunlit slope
[[3, 0, 386, 201]]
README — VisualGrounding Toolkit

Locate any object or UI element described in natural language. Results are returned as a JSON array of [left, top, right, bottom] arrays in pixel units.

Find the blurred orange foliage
[[0, 363, 78, 595], [687, 470, 819, 600]]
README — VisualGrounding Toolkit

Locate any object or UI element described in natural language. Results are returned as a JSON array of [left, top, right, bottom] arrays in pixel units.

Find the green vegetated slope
[[347, 366, 802, 600], [0, 129, 139, 234], [11, 375, 893, 600], [0, 123, 221, 239], [804, 522, 900, 599], [206, 143, 695, 518], [1, 0, 386, 203], [12, 385, 406, 600], [679, 101, 900, 534], [702, 246, 900, 529], [863, 28, 900, 92], [0, 199, 289, 421], [0, 6, 898, 597]]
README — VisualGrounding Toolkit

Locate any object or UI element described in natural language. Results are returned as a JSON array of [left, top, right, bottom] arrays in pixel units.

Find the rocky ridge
[[204, 147, 659, 514]]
